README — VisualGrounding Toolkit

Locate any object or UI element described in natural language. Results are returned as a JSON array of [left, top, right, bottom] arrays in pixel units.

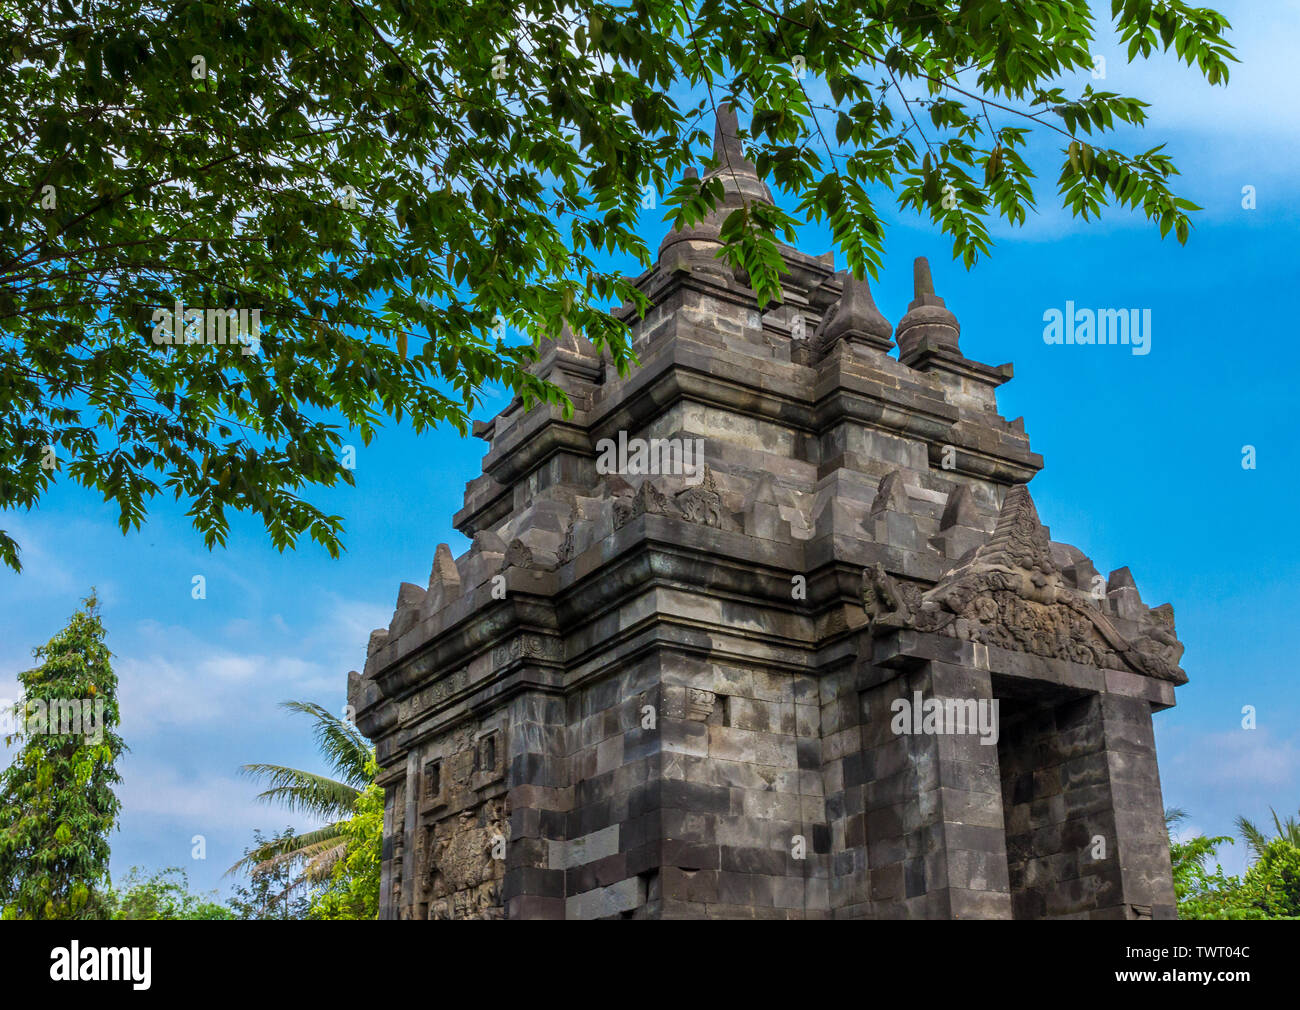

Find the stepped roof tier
[[349, 106, 1185, 922]]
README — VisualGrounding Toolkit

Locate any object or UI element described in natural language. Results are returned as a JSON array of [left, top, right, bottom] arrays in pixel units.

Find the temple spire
[[818, 271, 893, 354], [702, 102, 772, 206], [913, 258, 937, 301], [895, 255, 961, 365], [658, 101, 774, 266], [713, 102, 747, 169]]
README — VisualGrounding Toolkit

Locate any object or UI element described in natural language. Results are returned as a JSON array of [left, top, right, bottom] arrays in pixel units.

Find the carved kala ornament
[[863, 485, 1186, 683]]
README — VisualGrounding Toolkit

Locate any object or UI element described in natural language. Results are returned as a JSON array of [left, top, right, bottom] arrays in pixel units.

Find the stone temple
[[348, 107, 1187, 920]]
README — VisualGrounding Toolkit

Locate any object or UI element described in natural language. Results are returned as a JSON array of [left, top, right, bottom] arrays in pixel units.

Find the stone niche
[[408, 719, 509, 920], [348, 105, 1186, 919]]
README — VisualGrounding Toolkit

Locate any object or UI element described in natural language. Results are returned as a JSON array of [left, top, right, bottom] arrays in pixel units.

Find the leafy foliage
[[106, 865, 235, 919], [0, 592, 125, 919], [1168, 807, 1300, 920], [1237, 807, 1300, 861], [0, 1, 1235, 568], [309, 758, 383, 920], [227, 827, 313, 920], [1244, 837, 1300, 919], [1169, 832, 1261, 920]]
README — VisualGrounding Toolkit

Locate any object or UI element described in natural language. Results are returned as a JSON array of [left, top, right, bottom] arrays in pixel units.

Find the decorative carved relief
[[429, 880, 503, 920], [675, 466, 725, 527], [633, 479, 674, 519], [504, 538, 533, 569], [863, 485, 1186, 683], [389, 779, 406, 917], [421, 797, 509, 920], [614, 478, 679, 530], [399, 666, 470, 723], [557, 515, 576, 563], [492, 633, 561, 668], [613, 497, 633, 530], [685, 688, 717, 721]]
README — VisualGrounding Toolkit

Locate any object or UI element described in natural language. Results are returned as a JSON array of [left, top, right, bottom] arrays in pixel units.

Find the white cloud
[[1196, 729, 1299, 788], [117, 763, 268, 828], [0, 515, 83, 599], [114, 604, 380, 734]]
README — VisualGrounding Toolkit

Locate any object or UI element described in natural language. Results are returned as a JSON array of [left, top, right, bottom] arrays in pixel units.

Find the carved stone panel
[[422, 797, 509, 920]]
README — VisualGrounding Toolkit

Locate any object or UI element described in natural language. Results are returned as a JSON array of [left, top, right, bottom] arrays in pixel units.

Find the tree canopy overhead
[[0, 0, 1235, 568]]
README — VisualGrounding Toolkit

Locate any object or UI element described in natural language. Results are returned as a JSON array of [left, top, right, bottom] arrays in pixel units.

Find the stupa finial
[[896, 255, 961, 364], [818, 272, 893, 354], [702, 101, 772, 206], [714, 102, 746, 168]]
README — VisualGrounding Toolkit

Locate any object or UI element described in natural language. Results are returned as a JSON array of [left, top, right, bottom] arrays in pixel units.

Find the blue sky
[[2, 1, 1297, 899]]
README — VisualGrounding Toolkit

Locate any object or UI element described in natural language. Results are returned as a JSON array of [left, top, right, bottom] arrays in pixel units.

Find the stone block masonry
[[349, 106, 1186, 920]]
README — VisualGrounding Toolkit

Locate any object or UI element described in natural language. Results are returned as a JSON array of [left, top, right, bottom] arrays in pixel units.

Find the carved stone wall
[[423, 798, 508, 920], [392, 716, 510, 920], [348, 106, 1185, 920]]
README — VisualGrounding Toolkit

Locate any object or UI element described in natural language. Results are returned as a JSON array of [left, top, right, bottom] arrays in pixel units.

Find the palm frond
[[278, 700, 372, 787], [252, 835, 344, 880], [240, 763, 360, 820], [1270, 808, 1300, 846], [304, 841, 348, 882], [230, 698, 378, 906], [1236, 815, 1270, 862], [226, 823, 348, 877]]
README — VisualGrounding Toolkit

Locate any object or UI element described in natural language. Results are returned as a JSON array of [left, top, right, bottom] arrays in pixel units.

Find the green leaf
[[0, 0, 1228, 568]]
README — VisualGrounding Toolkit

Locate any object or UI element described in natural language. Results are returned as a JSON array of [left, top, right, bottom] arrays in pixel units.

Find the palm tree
[[229, 701, 373, 886], [1235, 808, 1300, 863]]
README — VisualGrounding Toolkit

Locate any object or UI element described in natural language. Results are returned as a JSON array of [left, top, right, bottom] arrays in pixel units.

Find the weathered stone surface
[[863, 485, 1186, 684], [349, 105, 1184, 921], [817, 271, 894, 356]]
